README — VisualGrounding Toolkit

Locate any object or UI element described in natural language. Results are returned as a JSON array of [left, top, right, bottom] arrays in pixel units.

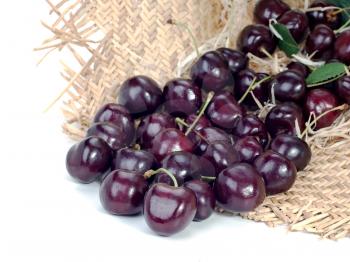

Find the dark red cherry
[[287, 61, 310, 78], [202, 141, 240, 175], [235, 69, 270, 109], [254, 150, 297, 195], [190, 51, 232, 92], [100, 169, 148, 215], [336, 75, 350, 104], [112, 148, 155, 173], [306, 0, 342, 30], [232, 114, 269, 148], [278, 10, 309, 43], [118, 75, 162, 117], [194, 127, 232, 155], [265, 102, 305, 137], [216, 48, 248, 75], [254, 0, 290, 25], [234, 136, 263, 164], [269, 70, 306, 102], [335, 30, 350, 65], [214, 163, 266, 212], [136, 113, 176, 149], [87, 122, 133, 150], [304, 88, 340, 129], [184, 180, 215, 221], [151, 128, 194, 162], [270, 134, 311, 171], [305, 24, 335, 60], [206, 91, 244, 129], [66, 137, 113, 183], [237, 24, 277, 57], [163, 79, 202, 117], [144, 183, 197, 236]]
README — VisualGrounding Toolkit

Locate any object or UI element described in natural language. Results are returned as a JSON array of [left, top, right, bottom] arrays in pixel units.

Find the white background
[[0, 1, 348, 261]]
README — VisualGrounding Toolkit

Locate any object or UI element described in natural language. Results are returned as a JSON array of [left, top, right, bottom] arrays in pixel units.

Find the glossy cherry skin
[[287, 61, 310, 78], [93, 103, 135, 138], [335, 30, 350, 65], [237, 24, 277, 57], [163, 79, 202, 117], [217, 48, 248, 75], [305, 24, 335, 60], [269, 70, 306, 102], [144, 183, 197, 236], [304, 88, 340, 129], [151, 128, 194, 162], [112, 148, 155, 173], [184, 180, 215, 221], [254, 0, 290, 25], [232, 114, 269, 148], [214, 163, 266, 212], [254, 150, 297, 195], [265, 102, 305, 137], [278, 10, 309, 43], [66, 137, 113, 183], [100, 169, 148, 215], [206, 91, 244, 129], [193, 127, 232, 155], [190, 51, 232, 92], [202, 141, 240, 175], [270, 134, 311, 171], [306, 0, 342, 30], [336, 75, 350, 104], [235, 69, 270, 109], [118, 75, 163, 117], [136, 113, 176, 149], [87, 122, 133, 150], [234, 136, 263, 164]]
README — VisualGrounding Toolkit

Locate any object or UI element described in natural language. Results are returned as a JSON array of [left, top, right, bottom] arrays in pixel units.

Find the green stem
[[201, 176, 216, 181], [238, 76, 271, 104], [144, 168, 178, 187]]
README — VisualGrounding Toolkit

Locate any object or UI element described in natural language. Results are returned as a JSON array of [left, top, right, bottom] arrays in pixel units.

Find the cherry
[[305, 24, 335, 61], [304, 88, 340, 129], [206, 91, 244, 129], [254, 0, 290, 25], [237, 24, 277, 58], [87, 122, 133, 150], [99, 169, 148, 215], [216, 48, 248, 75], [336, 75, 350, 104], [66, 136, 113, 183], [232, 114, 269, 148], [265, 102, 305, 137], [235, 69, 270, 109], [306, 0, 342, 30], [118, 75, 163, 117], [278, 10, 309, 43], [144, 183, 197, 236], [151, 128, 194, 162], [270, 134, 311, 171], [112, 148, 156, 173], [136, 113, 176, 149], [190, 51, 232, 92], [254, 150, 297, 195], [335, 30, 350, 65], [163, 79, 202, 117], [214, 163, 266, 212], [234, 136, 263, 164], [193, 127, 232, 155], [269, 70, 306, 102], [184, 180, 215, 221], [202, 141, 240, 175], [287, 61, 310, 78]]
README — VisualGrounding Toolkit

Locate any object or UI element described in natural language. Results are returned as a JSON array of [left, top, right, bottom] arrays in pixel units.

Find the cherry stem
[[238, 76, 270, 104], [201, 176, 216, 181], [345, 66, 350, 76], [175, 118, 208, 142], [185, 91, 215, 136], [144, 168, 179, 187], [133, 144, 141, 150], [260, 47, 274, 60]]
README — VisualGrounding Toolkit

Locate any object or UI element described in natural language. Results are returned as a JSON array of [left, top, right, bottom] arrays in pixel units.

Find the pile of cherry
[[66, 0, 350, 236]]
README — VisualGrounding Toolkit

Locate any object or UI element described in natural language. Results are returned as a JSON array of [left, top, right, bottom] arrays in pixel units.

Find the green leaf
[[325, 0, 350, 25], [306, 62, 347, 86], [271, 23, 299, 57]]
